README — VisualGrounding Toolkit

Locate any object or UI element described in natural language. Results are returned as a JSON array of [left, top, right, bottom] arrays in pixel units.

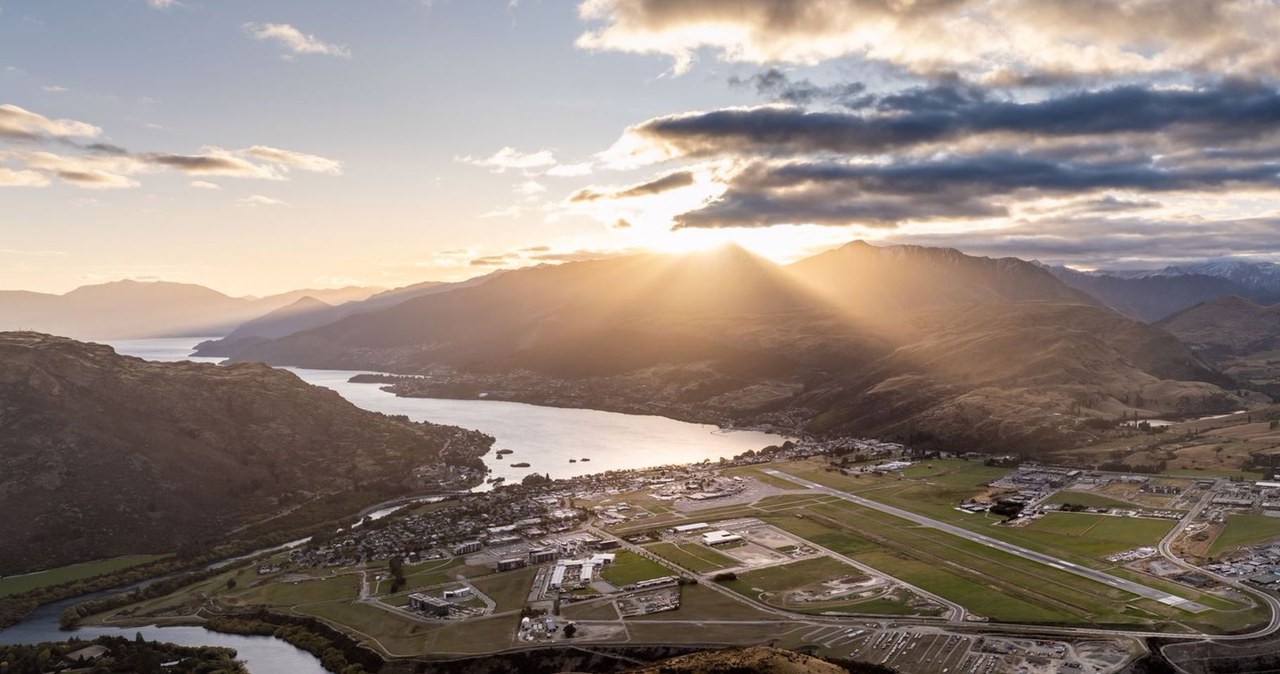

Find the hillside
[[214, 242, 1245, 453], [193, 272, 505, 357], [793, 241, 1095, 313], [0, 332, 491, 575], [1156, 296, 1280, 386]]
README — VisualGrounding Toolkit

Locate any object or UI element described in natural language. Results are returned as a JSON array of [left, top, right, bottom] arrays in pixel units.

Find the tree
[[563, 623, 578, 639]]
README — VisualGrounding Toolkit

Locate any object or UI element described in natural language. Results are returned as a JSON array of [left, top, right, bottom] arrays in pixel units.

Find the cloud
[[189, 180, 221, 190], [459, 146, 558, 173], [882, 213, 1280, 269], [243, 22, 352, 59], [570, 170, 695, 202], [41, 85, 68, 94], [515, 179, 547, 196], [238, 194, 289, 207], [470, 254, 515, 267], [609, 82, 1280, 166], [576, 0, 1280, 81], [147, 0, 180, 7], [54, 169, 140, 189], [243, 145, 343, 175], [0, 104, 344, 189], [0, 104, 101, 140], [458, 146, 597, 178], [669, 154, 1280, 229], [0, 167, 50, 187], [546, 162, 594, 177], [728, 68, 868, 107]]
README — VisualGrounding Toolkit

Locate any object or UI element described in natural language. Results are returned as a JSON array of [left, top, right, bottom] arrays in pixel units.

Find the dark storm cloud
[[728, 68, 869, 107], [627, 82, 1280, 159], [55, 170, 115, 186], [142, 153, 249, 172], [885, 215, 1280, 268], [570, 170, 696, 202], [672, 154, 1280, 229]]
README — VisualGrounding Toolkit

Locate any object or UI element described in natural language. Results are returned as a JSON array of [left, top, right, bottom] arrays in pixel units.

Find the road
[[1154, 480, 1280, 649], [764, 469, 1208, 611]]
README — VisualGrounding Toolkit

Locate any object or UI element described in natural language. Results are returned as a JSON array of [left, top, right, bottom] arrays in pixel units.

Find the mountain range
[[0, 332, 491, 574], [1046, 260, 1280, 322], [0, 281, 384, 340], [202, 242, 1248, 453]]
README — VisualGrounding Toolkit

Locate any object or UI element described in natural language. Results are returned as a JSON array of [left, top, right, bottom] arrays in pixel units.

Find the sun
[[635, 226, 857, 264], [646, 228, 747, 255]]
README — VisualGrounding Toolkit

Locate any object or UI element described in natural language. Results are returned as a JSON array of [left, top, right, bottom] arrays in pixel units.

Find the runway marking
[[764, 469, 1210, 614]]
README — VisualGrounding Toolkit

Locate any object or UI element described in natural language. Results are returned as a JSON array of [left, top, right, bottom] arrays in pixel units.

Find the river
[[0, 337, 783, 670]]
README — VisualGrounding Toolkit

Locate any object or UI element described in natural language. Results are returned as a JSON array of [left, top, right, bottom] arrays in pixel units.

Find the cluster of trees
[[205, 610, 382, 674], [0, 635, 246, 674], [1098, 460, 1167, 474], [387, 557, 407, 594]]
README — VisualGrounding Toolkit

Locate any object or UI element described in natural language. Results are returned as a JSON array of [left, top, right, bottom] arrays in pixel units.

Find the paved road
[[764, 469, 1208, 613], [1155, 480, 1280, 646]]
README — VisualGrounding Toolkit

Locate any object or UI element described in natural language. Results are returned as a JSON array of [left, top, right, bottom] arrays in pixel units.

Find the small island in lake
[[511, 462, 531, 468]]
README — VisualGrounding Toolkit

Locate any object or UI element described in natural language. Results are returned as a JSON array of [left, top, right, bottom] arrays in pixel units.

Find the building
[[452, 540, 482, 555], [408, 593, 453, 617], [702, 530, 744, 546], [548, 553, 617, 590], [488, 535, 524, 548], [66, 645, 110, 663], [596, 539, 622, 550], [442, 587, 473, 600], [497, 557, 528, 572], [529, 547, 558, 564], [673, 523, 709, 534]]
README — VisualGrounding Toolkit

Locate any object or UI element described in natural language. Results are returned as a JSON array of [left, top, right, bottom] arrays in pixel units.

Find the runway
[[763, 468, 1209, 613]]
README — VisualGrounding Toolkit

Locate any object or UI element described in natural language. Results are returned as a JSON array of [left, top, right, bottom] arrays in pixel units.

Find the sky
[[3, 0, 1280, 296]]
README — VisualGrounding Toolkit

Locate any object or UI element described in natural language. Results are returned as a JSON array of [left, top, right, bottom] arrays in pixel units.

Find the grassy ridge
[[0, 555, 168, 598]]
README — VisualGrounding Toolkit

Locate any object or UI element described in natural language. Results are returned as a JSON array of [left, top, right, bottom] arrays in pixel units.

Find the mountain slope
[[792, 241, 1095, 313], [0, 332, 491, 574], [1156, 296, 1280, 387], [218, 242, 1244, 452], [193, 272, 505, 357]]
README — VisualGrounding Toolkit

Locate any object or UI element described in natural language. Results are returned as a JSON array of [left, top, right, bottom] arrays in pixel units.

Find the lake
[[0, 337, 784, 669], [117, 337, 783, 484]]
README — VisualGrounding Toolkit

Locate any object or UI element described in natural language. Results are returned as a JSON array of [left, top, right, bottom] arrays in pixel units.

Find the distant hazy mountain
[[193, 272, 504, 356], [218, 241, 1242, 452], [1159, 260, 1280, 299], [255, 285, 383, 307], [1045, 265, 1247, 322], [0, 332, 488, 574], [0, 280, 384, 340]]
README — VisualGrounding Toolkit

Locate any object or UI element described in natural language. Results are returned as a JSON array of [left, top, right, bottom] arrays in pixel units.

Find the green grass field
[[721, 556, 864, 598], [470, 567, 537, 612], [238, 573, 360, 606], [600, 551, 675, 586], [646, 542, 735, 573], [1209, 515, 1280, 555], [0, 555, 169, 598]]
